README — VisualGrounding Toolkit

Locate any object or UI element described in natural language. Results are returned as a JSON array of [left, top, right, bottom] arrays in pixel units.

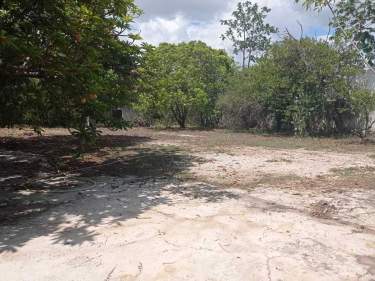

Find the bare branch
[[284, 28, 297, 41], [297, 20, 304, 40]]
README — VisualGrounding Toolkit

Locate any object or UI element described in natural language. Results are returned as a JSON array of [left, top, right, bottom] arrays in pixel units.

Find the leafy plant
[[350, 89, 375, 139], [219, 37, 365, 136], [136, 41, 234, 128], [296, 0, 375, 67], [0, 0, 142, 148], [221, 1, 277, 69]]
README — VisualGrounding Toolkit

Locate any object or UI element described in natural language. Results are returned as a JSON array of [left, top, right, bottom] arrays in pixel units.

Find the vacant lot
[[1, 128, 375, 281]]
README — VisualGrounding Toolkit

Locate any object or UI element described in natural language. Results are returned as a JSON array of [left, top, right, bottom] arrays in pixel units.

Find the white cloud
[[138, 15, 190, 45], [137, 15, 232, 47], [261, 0, 331, 38], [136, 0, 231, 21], [134, 0, 332, 56]]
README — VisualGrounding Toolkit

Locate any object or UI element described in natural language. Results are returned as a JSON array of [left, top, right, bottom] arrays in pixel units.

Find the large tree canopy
[[296, 0, 375, 66], [136, 41, 234, 128], [0, 0, 142, 143], [219, 37, 373, 136]]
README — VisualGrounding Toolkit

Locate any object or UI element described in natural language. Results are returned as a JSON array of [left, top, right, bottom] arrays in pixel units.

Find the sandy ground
[[190, 147, 375, 185], [1, 129, 375, 280]]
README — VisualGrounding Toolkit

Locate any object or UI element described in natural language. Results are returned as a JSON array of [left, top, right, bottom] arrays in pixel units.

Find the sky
[[134, 0, 332, 55]]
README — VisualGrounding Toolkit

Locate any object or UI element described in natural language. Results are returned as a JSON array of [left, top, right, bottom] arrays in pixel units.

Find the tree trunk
[[247, 50, 252, 68], [275, 112, 282, 132], [171, 103, 187, 129], [242, 48, 246, 69], [177, 118, 186, 129], [242, 29, 246, 69]]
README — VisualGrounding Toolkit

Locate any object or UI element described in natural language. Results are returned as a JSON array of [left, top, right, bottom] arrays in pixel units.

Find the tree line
[[1, 0, 375, 148]]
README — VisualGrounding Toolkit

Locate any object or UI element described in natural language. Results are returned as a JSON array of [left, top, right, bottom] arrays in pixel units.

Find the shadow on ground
[[0, 134, 240, 253], [0, 134, 154, 223], [0, 134, 153, 177]]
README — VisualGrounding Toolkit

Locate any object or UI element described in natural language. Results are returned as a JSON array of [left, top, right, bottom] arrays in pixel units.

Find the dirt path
[[1, 177, 374, 281], [0, 129, 375, 280]]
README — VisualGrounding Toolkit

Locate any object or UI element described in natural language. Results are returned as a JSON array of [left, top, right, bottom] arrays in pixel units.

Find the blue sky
[[134, 0, 332, 53]]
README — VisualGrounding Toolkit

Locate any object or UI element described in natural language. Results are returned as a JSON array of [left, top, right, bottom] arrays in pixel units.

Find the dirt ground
[[0, 128, 375, 281]]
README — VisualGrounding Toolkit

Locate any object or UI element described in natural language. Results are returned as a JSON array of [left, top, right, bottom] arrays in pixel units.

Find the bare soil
[[0, 128, 375, 281]]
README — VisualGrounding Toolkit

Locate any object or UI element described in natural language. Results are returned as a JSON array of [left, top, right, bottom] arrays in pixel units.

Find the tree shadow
[[0, 134, 153, 186], [1, 178, 157, 252], [0, 137, 239, 253], [0, 134, 154, 224], [80, 146, 204, 178], [168, 182, 240, 203]]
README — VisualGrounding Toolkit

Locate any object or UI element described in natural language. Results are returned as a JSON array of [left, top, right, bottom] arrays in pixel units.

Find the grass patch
[[255, 174, 304, 186], [330, 166, 375, 177], [207, 132, 375, 153], [265, 158, 293, 163], [103, 128, 375, 154]]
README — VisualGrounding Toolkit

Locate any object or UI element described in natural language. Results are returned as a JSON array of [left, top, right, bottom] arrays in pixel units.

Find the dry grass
[[273, 169, 375, 193], [121, 128, 375, 154], [2, 127, 375, 154], [265, 158, 293, 163], [330, 166, 375, 177]]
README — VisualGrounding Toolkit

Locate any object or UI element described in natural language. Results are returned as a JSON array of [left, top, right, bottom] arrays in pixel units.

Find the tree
[[217, 67, 271, 129], [263, 38, 360, 135], [351, 89, 375, 139], [219, 37, 368, 136], [0, 0, 142, 148], [136, 41, 233, 128], [296, 0, 375, 67], [221, 1, 277, 69]]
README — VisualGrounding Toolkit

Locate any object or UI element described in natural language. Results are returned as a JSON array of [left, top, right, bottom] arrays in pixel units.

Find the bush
[[135, 41, 234, 128], [350, 89, 375, 139], [219, 37, 370, 136]]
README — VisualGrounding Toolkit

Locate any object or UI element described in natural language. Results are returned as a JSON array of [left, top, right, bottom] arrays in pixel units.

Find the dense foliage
[[0, 0, 142, 146], [297, 0, 375, 66], [1, 0, 374, 142], [219, 37, 374, 136], [136, 41, 234, 128]]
